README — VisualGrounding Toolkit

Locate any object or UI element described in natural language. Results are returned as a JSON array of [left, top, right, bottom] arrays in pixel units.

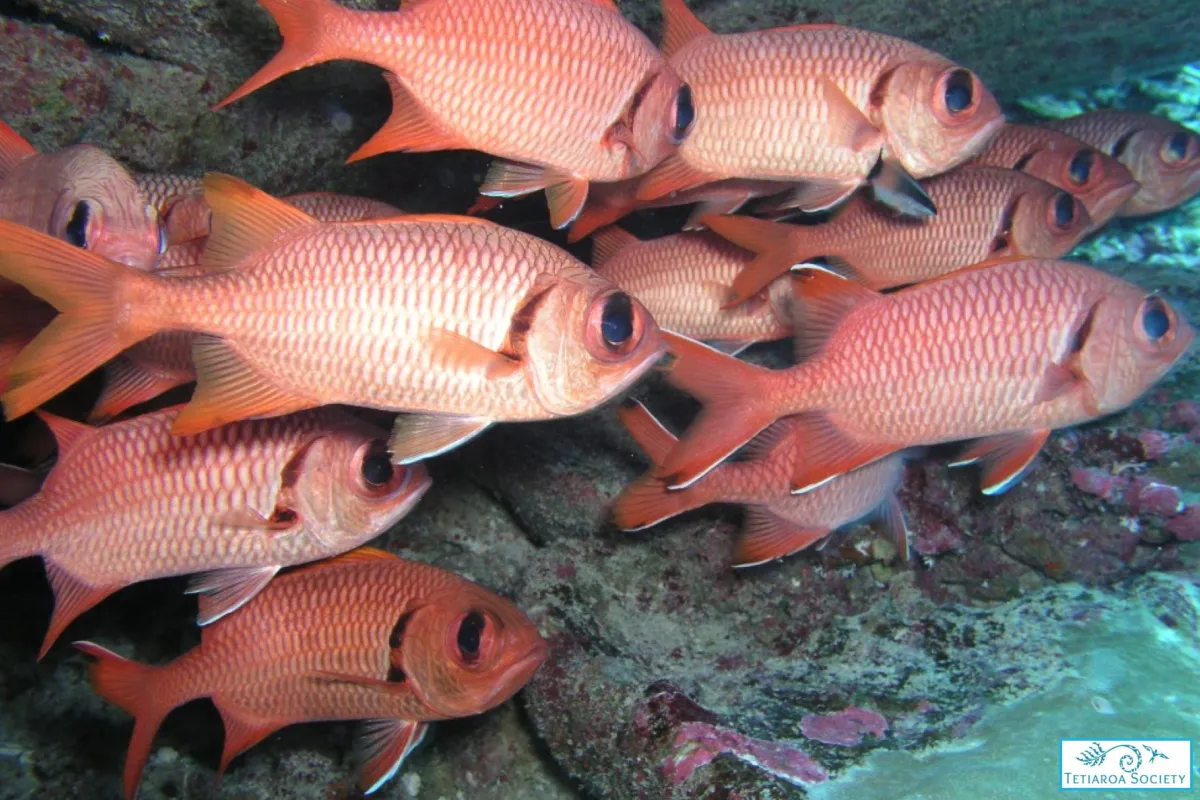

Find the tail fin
[[702, 215, 819, 309], [0, 221, 161, 420], [213, 0, 353, 110], [75, 642, 173, 800], [612, 399, 713, 530], [654, 332, 780, 490]]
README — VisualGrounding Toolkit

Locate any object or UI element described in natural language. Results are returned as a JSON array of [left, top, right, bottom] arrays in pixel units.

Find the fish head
[[1009, 183, 1092, 257], [520, 268, 665, 416], [1078, 285, 1194, 415], [392, 581, 547, 718], [615, 70, 695, 176], [1113, 121, 1200, 216], [287, 416, 432, 546], [878, 61, 1004, 177], [47, 145, 163, 270], [1037, 144, 1140, 227]]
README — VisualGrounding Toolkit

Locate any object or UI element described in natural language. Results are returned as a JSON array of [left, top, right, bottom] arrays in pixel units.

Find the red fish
[[0, 175, 664, 464], [0, 406, 430, 658], [0, 294, 56, 394], [0, 120, 163, 271], [968, 123, 1139, 226], [1045, 111, 1200, 217], [591, 226, 791, 351], [77, 547, 547, 799], [216, 0, 694, 229], [708, 166, 1093, 306], [635, 0, 1004, 218], [653, 260, 1194, 494], [614, 399, 907, 567]]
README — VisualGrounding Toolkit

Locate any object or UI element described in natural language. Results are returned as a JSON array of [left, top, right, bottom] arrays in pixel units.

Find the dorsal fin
[[200, 174, 316, 271], [35, 411, 93, 455], [590, 226, 640, 267], [661, 0, 712, 58], [384, 213, 498, 227], [789, 267, 880, 361], [0, 121, 37, 180]]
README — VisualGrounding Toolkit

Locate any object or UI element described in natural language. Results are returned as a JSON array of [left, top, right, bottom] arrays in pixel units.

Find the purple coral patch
[[800, 706, 889, 746], [664, 721, 828, 787]]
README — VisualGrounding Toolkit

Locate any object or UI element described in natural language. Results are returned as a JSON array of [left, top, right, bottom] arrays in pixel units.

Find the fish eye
[[942, 70, 974, 116], [360, 440, 395, 488], [672, 84, 695, 144], [1141, 296, 1171, 341], [585, 291, 646, 361], [1162, 132, 1191, 164], [65, 201, 92, 249], [1053, 192, 1076, 228], [1067, 150, 1094, 186], [602, 292, 635, 349], [456, 610, 485, 662]]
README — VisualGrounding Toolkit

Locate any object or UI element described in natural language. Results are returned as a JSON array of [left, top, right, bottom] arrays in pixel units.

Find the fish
[[590, 226, 791, 351], [707, 166, 1094, 306], [634, 0, 1004, 218], [76, 546, 547, 799], [967, 123, 1139, 226], [1044, 111, 1200, 217], [614, 399, 907, 567], [651, 259, 1194, 494], [0, 405, 431, 658], [0, 175, 665, 463], [0, 294, 56, 394], [215, 0, 695, 229], [0, 120, 163, 272]]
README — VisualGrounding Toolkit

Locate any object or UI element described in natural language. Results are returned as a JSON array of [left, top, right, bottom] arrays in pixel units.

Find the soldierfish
[[590, 227, 791, 351], [0, 175, 664, 463], [0, 294, 55, 394], [216, 0, 695, 229], [968, 123, 1139, 226], [634, 0, 1004, 217], [708, 166, 1093, 306], [1045, 111, 1200, 217], [0, 121, 163, 271], [653, 259, 1193, 495], [77, 547, 547, 799], [0, 406, 430, 658], [614, 399, 907, 567]]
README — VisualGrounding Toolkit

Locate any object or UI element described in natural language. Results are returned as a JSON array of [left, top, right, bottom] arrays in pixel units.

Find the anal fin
[[390, 414, 492, 464], [635, 155, 720, 203], [787, 412, 901, 495], [90, 354, 194, 423], [214, 700, 287, 778], [187, 564, 281, 625], [357, 719, 429, 795], [870, 159, 936, 218], [949, 429, 1050, 496], [817, 76, 883, 153], [41, 561, 119, 660], [347, 73, 471, 163], [733, 507, 829, 567]]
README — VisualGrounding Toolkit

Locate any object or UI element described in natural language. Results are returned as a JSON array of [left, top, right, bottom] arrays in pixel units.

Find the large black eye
[[457, 611, 485, 661], [601, 292, 634, 349], [361, 441, 394, 487], [1067, 150, 1094, 185], [672, 84, 695, 144], [65, 201, 90, 248], [1164, 132, 1189, 164], [1142, 297, 1171, 341], [1054, 192, 1076, 227], [943, 70, 973, 115]]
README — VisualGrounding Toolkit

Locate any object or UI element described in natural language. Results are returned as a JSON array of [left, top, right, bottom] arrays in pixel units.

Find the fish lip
[[1088, 182, 1141, 229], [484, 639, 550, 707], [605, 340, 669, 400]]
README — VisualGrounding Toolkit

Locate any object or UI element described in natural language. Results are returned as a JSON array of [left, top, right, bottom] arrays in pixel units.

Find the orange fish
[[614, 399, 907, 567], [0, 293, 56, 394], [77, 547, 547, 799], [591, 226, 791, 351], [216, 0, 695, 229], [708, 166, 1093, 306], [1045, 111, 1200, 217], [0, 405, 430, 658], [968, 123, 1139, 226], [0, 120, 163, 271], [653, 259, 1194, 495], [0, 175, 664, 463], [635, 0, 1004, 218]]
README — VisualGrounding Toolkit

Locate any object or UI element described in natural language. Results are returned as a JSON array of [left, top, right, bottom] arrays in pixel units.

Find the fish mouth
[[1089, 181, 1141, 228], [485, 639, 549, 707]]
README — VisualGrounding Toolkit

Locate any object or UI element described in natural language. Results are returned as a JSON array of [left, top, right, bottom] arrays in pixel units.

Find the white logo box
[[1061, 740, 1192, 791]]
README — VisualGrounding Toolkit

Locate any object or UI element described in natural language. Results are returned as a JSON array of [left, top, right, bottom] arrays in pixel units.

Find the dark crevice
[[458, 470, 548, 549], [0, 1, 178, 65]]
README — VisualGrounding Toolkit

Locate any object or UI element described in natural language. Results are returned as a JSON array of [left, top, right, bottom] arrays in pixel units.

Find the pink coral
[[664, 722, 828, 787], [1165, 507, 1200, 542], [1070, 467, 1127, 501], [1127, 478, 1185, 517], [800, 706, 889, 746]]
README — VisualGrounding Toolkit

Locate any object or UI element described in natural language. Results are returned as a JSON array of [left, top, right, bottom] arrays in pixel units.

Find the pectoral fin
[[949, 429, 1050, 496], [870, 159, 936, 218], [188, 564, 281, 625], [390, 414, 492, 464], [357, 719, 429, 795]]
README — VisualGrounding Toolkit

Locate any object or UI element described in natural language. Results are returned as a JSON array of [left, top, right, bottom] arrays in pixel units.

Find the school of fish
[[0, 0, 1196, 796]]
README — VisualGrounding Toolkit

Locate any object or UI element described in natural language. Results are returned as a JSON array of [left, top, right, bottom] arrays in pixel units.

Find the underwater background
[[0, 1, 1198, 798]]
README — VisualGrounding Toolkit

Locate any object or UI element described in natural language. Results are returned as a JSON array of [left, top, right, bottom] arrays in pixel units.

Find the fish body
[[636, 0, 1003, 214], [0, 176, 664, 464], [76, 547, 547, 799], [590, 227, 791, 348], [968, 123, 1139, 226], [217, 0, 694, 228], [0, 406, 430, 657], [614, 400, 906, 566], [709, 166, 1093, 305], [0, 121, 162, 271], [1045, 111, 1200, 216], [654, 259, 1194, 495]]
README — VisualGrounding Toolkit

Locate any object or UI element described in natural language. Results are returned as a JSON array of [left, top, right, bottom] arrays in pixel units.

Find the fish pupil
[[943, 70, 973, 114], [457, 611, 485, 660], [1165, 132, 1189, 163], [601, 293, 635, 349], [1054, 193, 1075, 227], [672, 85, 695, 144], [1142, 298, 1170, 340], [361, 442, 394, 486], [1068, 150, 1093, 185], [65, 202, 90, 248]]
